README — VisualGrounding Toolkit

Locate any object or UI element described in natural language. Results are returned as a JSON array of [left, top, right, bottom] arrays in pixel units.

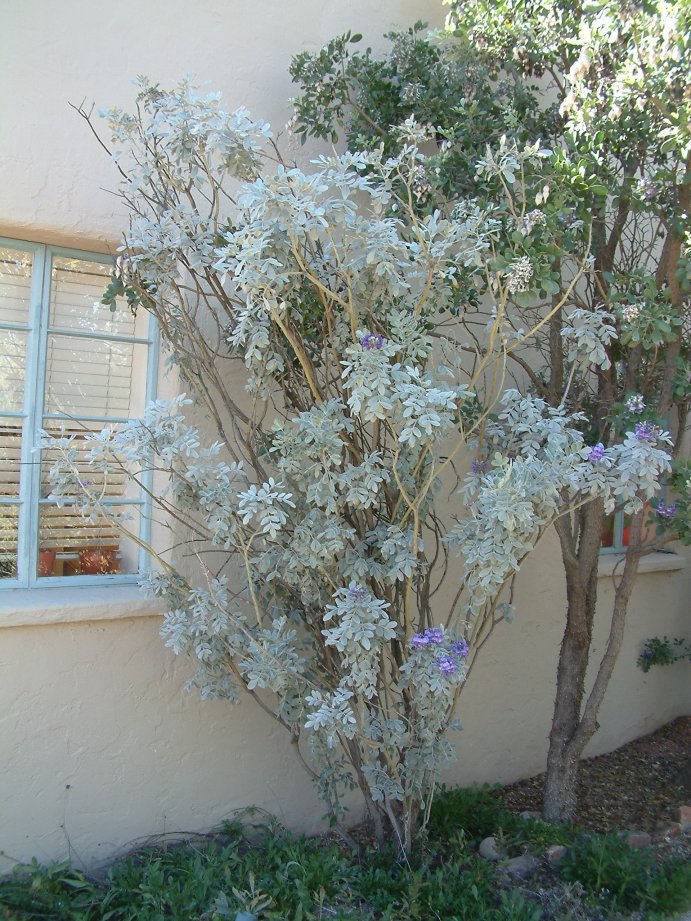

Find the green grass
[[1, 789, 688, 921]]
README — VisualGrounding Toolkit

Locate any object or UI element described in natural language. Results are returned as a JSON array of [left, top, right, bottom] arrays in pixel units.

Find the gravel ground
[[496, 716, 691, 835]]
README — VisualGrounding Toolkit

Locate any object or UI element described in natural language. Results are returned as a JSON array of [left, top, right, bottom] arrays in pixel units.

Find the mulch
[[495, 716, 691, 835]]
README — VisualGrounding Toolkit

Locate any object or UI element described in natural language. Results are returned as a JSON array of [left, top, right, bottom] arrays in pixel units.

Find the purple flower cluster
[[634, 421, 658, 443], [656, 501, 677, 519], [347, 585, 369, 601], [410, 626, 469, 677], [471, 458, 489, 475], [639, 180, 658, 204], [587, 443, 606, 464], [411, 626, 444, 649], [625, 394, 645, 415], [437, 655, 458, 676], [640, 644, 655, 660], [362, 331, 384, 351], [450, 639, 469, 659]]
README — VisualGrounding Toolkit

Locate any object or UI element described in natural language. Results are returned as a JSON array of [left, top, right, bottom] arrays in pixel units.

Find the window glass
[[43, 336, 149, 419], [0, 504, 19, 579], [0, 241, 156, 588], [37, 503, 141, 578], [49, 256, 138, 338], [0, 246, 32, 327], [0, 330, 28, 412]]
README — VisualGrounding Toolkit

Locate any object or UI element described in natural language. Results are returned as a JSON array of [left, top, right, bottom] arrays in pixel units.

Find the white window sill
[[597, 551, 686, 578], [0, 584, 164, 628]]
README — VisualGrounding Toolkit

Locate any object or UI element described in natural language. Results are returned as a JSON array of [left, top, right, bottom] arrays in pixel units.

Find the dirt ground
[[496, 716, 691, 836]]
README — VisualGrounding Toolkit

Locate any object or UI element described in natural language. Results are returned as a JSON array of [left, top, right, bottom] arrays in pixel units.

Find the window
[[0, 239, 157, 587], [601, 504, 659, 554], [601, 510, 631, 552]]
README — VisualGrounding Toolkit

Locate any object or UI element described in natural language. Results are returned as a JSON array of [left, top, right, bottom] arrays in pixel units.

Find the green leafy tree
[[290, 0, 690, 821]]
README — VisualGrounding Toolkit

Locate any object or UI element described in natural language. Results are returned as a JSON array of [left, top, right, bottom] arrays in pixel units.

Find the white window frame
[[0, 238, 158, 589]]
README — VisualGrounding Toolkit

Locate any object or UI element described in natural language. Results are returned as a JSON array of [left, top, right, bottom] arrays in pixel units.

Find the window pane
[[601, 513, 615, 548], [0, 329, 28, 411], [0, 420, 22, 498], [44, 335, 149, 418], [49, 256, 141, 338], [0, 246, 32, 327], [38, 502, 141, 578], [39, 421, 136, 502], [0, 503, 19, 579]]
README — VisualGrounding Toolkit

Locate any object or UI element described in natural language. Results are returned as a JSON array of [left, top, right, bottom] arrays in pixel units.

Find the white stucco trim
[[597, 551, 686, 578], [0, 584, 163, 628], [1, 553, 684, 629]]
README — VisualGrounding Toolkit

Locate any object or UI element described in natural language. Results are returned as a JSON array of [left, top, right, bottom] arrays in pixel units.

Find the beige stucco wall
[[0, 0, 689, 873], [1, 544, 688, 872]]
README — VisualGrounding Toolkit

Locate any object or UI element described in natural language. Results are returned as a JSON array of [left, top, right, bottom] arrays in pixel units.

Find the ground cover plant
[[1, 788, 689, 920], [289, 0, 691, 823]]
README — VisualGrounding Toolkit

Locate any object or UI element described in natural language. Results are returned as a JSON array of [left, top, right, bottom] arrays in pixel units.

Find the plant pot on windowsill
[[38, 549, 57, 577], [79, 549, 119, 575]]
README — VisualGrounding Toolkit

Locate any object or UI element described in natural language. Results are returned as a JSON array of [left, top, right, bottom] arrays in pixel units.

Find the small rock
[[656, 821, 682, 839], [479, 836, 503, 861], [626, 831, 651, 849], [678, 805, 691, 833], [505, 854, 539, 879], [519, 810, 542, 821], [546, 844, 568, 865], [675, 761, 691, 795]]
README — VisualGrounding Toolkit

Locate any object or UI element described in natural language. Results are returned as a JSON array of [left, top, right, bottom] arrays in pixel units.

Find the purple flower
[[471, 458, 489, 475], [641, 645, 655, 660], [625, 394, 645, 415], [361, 331, 384, 351], [634, 421, 658, 443], [410, 626, 445, 649], [656, 501, 677, 519], [347, 585, 369, 601], [639, 180, 658, 203], [437, 655, 458, 676], [424, 627, 444, 645], [587, 443, 606, 464], [450, 640, 469, 659], [411, 632, 430, 649]]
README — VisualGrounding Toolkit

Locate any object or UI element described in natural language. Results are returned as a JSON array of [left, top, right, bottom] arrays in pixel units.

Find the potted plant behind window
[[38, 548, 56, 576], [78, 546, 119, 575]]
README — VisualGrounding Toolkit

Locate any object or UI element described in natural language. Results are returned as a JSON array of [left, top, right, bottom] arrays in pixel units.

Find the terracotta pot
[[79, 549, 119, 575], [38, 549, 56, 577]]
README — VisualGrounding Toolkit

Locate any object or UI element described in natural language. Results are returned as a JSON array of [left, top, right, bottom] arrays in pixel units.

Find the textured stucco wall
[[0, 0, 689, 873], [1, 540, 688, 872], [0, 0, 444, 249]]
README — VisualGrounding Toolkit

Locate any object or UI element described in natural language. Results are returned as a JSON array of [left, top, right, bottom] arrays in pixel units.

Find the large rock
[[546, 844, 568, 865], [478, 836, 503, 861], [505, 855, 539, 879], [656, 821, 682, 839], [625, 831, 651, 850]]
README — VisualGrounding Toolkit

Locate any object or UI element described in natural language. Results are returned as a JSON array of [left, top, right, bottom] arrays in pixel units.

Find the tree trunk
[[544, 505, 646, 822], [544, 501, 602, 821]]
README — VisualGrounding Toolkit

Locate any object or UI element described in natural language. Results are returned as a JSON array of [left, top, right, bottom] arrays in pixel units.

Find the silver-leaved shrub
[[45, 78, 671, 851]]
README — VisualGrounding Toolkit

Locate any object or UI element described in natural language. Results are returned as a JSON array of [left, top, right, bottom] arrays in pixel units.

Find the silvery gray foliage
[[561, 307, 618, 370], [452, 391, 671, 615], [44, 78, 673, 850]]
